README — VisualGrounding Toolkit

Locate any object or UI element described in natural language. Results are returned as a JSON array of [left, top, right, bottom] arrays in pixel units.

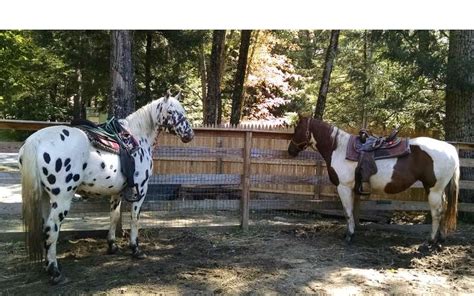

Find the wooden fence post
[[314, 160, 323, 199], [216, 137, 223, 174], [241, 131, 252, 231]]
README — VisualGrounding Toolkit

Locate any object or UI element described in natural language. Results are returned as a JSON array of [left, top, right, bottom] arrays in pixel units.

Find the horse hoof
[[50, 273, 66, 285], [417, 243, 429, 253], [344, 232, 354, 244], [418, 241, 442, 253], [132, 250, 147, 259], [430, 242, 443, 252], [107, 243, 119, 255]]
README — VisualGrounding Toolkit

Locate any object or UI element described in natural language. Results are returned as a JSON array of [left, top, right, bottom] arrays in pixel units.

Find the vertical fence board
[[241, 131, 252, 231]]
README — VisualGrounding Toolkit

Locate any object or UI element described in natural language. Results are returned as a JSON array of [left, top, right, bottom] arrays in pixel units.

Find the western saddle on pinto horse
[[346, 128, 410, 195]]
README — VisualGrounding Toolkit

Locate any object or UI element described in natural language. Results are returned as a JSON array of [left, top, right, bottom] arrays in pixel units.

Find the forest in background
[[0, 30, 472, 140]]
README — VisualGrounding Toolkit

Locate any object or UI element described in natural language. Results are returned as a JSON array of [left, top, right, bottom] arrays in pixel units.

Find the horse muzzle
[[181, 131, 194, 143], [288, 142, 301, 157]]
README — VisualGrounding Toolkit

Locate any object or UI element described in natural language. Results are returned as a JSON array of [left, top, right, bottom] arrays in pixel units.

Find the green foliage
[[0, 30, 451, 136], [0, 30, 109, 121]]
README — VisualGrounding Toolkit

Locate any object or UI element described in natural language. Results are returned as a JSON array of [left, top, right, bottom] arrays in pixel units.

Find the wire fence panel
[[1, 120, 474, 234]]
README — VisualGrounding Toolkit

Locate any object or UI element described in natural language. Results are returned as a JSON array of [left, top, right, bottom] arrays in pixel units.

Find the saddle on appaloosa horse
[[346, 128, 410, 195]]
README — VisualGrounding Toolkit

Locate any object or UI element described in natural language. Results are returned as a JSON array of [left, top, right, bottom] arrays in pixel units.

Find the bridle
[[290, 117, 315, 151], [290, 117, 339, 152]]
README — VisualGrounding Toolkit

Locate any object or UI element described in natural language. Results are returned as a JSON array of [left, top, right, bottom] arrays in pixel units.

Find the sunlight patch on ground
[[305, 267, 450, 295], [0, 183, 21, 203]]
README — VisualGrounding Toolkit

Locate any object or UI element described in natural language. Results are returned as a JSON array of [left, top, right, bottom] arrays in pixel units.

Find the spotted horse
[[19, 91, 194, 284], [288, 115, 460, 247]]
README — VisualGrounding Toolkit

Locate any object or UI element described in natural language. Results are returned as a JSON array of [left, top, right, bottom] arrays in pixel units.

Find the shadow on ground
[[1, 218, 473, 295]]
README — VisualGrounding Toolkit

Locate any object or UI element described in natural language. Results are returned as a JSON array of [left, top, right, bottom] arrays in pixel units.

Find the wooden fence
[[1, 119, 473, 231]]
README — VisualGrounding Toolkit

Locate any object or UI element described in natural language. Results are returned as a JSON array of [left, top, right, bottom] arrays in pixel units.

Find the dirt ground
[[1, 214, 473, 296]]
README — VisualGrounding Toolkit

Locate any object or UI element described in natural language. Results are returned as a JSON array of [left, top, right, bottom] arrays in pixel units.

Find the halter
[[290, 117, 315, 151], [290, 117, 339, 152]]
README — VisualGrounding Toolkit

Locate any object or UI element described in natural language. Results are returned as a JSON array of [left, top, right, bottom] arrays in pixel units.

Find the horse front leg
[[43, 195, 72, 284], [129, 189, 147, 259], [107, 194, 122, 254], [337, 185, 356, 243]]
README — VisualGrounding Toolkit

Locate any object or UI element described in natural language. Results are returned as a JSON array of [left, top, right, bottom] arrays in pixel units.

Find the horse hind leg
[[426, 189, 446, 248], [129, 193, 147, 259], [107, 194, 122, 254], [43, 194, 73, 284]]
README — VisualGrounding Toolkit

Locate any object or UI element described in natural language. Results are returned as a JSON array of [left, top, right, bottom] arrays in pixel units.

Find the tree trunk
[[362, 30, 374, 128], [73, 65, 84, 120], [108, 30, 136, 119], [314, 30, 340, 120], [219, 30, 233, 84], [199, 42, 207, 120], [230, 30, 252, 125], [73, 34, 85, 120], [445, 30, 474, 142], [445, 30, 474, 212], [144, 31, 153, 105], [204, 30, 226, 125], [245, 30, 260, 77]]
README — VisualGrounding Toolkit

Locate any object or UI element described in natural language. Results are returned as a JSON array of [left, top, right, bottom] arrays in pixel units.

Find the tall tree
[[361, 30, 374, 128], [445, 30, 474, 142], [108, 30, 136, 118], [199, 42, 208, 120], [72, 34, 84, 120], [230, 30, 252, 125], [314, 30, 340, 119], [144, 31, 153, 105], [204, 30, 226, 125]]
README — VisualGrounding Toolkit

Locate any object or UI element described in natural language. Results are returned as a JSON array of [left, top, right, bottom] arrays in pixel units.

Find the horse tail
[[20, 140, 44, 261], [444, 162, 460, 233]]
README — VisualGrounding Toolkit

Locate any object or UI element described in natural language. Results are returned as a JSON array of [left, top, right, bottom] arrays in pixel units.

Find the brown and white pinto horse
[[288, 116, 460, 245]]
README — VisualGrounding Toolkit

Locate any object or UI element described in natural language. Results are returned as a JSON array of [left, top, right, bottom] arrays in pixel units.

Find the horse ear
[[164, 89, 172, 101], [175, 91, 182, 101]]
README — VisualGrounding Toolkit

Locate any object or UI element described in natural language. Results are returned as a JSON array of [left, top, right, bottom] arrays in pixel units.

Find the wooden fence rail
[[1, 119, 474, 231]]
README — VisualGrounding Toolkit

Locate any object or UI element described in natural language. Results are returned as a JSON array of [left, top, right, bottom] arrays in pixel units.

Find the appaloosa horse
[[19, 92, 193, 284], [288, 115, 460, 245]]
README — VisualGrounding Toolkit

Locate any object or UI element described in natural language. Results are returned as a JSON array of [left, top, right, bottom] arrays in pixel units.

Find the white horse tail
[[20, 140, 44, 261], [444, 163, 460, 233]]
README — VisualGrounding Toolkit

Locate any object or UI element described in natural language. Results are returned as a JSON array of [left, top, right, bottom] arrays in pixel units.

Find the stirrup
[[356, 182, 371, 195]]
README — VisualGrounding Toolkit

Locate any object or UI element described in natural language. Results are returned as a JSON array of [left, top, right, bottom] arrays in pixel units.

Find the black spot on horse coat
[[47, 174, 56, 185], [43, 153, 51, 164], [55, 158, 62, 173]]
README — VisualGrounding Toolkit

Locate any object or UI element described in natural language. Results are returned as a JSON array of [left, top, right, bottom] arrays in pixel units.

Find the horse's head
[[156, 91, 194, 143], [288, 115, 313, 156]]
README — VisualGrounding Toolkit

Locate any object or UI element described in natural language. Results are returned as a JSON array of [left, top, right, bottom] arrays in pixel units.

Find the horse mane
[[125, 95, 187, 141], [125, 98, 162, 138]]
